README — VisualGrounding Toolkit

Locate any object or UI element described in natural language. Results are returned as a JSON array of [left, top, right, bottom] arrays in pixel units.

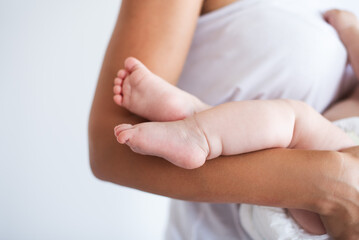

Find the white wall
[[0, 1, 169, 239]]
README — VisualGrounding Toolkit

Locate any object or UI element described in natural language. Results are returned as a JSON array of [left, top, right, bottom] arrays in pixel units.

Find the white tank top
[[166, 0, 359, 239]]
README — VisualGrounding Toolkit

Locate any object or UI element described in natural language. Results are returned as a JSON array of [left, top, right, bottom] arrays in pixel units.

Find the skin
[[320, 12, 359, 238], [324, 10, 359, 122], [88, 1, 359, 238], [111, 58, 355, 235], [112, 60, 354, 169]]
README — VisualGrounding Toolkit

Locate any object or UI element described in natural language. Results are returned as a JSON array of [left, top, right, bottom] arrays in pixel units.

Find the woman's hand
[[320, 146, 359, 239], [324, 9, 359, 37]]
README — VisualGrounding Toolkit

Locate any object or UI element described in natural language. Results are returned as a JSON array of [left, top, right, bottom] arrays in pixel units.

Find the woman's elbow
[[88, 120, 120, 182], [89, 149, 107, 181], [88, 138, 110, 181], [88, 141, 128, 183], [87, 106, 145, 184]]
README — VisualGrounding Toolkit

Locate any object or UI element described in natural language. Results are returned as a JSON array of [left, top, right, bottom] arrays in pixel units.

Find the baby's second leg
[[114, 99, 299, 169], [113, 57, 210, 122], [288, 209, 326, 235]]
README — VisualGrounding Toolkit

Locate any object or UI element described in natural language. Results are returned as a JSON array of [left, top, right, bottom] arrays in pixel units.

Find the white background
[[0, 0, 170, 239]]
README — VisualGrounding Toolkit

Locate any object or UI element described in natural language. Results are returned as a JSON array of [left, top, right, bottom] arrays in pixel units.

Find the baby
[[113, 9, 359, 239]]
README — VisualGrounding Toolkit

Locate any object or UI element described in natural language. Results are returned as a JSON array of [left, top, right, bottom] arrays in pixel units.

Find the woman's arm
[[323, 10, 359, 122], [90, 0, 315, 206], [89, 1, 359, 237]]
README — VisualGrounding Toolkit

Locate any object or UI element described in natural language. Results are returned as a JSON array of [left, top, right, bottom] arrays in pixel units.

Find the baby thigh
[[287, 209, 325, 235]]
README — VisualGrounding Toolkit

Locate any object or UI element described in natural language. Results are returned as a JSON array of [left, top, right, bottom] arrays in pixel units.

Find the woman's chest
[[179, 0, 357, 112]]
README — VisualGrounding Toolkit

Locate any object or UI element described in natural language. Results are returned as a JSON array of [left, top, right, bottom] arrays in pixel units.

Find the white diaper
[[333, 117, 359, 144], [239, 117, 359, 240], [239, 205, 330, 240]]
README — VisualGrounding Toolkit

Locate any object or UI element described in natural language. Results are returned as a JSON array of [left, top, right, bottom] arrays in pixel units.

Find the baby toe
[[114, 124, 133, 136], [115, 125, 135, 143], [113, 84, 122, 94], [117, 69, 127, 79], [113, 95, 123, 106], [114, 77, 123, 86], [124, 57, 143, 72]]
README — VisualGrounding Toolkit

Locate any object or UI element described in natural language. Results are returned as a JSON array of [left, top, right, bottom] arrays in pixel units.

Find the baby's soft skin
[[113, 57, 354, 170], [113, 57, 211, 168], [113, 57, 209, 122]]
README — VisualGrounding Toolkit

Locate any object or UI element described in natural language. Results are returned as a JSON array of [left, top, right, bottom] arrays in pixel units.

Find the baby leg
[[114, 99, 299, 169], [288, 210, 326, 235]]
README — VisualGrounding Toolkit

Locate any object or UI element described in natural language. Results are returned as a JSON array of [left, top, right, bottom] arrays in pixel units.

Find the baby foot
[[114, 118, 209, 169], [113, 57, 209, 122], [324, 9, 359, 45]]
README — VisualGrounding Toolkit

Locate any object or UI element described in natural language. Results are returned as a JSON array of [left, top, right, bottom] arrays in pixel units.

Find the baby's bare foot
[[114, 118, 209, 169], [113, 57, 209, 122]]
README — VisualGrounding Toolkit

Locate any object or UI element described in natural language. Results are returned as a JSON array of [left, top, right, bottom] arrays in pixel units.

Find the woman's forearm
[[89, 104, 344, 212]]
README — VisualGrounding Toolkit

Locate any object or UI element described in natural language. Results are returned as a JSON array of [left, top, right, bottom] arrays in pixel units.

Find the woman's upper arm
[[98, 0, 203, 84], [89, 0, 204, 187], [90, 0, 204, 133]]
